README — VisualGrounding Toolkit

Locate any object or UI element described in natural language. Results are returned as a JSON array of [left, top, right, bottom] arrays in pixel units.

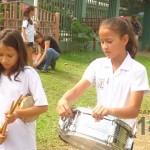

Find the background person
[[131, 15, 142, 41], [33, 31, 61, 72], [22, 5, 35, 66]]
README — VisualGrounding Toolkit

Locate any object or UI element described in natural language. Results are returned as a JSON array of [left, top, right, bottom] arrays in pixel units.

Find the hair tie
[[24, 7, 28, 13], [119, 16, 126, 21]]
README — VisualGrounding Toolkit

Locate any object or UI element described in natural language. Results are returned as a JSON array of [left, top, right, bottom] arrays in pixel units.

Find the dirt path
[[137, 51, 150, 58], [134, 51, 150, 150], [133, 114, 150, 150]]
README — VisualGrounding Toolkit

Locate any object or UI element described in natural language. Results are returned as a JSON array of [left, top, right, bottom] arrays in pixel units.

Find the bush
[[71, 20, 96, 50]]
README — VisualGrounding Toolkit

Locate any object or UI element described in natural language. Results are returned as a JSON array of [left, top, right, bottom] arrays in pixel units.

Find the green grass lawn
[[36, 50, 150, 150]]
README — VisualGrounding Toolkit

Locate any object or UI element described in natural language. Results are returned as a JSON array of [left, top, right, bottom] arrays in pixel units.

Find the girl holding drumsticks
[[57, 17, 149, 149], [0, 29, 48, 150]]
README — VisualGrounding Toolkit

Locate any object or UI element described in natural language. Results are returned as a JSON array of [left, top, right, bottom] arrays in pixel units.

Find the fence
[[0, 1, 60, 41], [38, 0, 110, 42]]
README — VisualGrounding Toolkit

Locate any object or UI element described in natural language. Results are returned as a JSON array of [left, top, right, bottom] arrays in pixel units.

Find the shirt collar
[[119, 53, 132, 71], [105, 53, 133, 71]]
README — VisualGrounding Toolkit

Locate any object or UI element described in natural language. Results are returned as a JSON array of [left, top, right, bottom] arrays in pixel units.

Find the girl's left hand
[[0, 133, 7, 145], [92, 105, 109, 122], [5, 112, 17, 124], [33, 61, 39, 67]]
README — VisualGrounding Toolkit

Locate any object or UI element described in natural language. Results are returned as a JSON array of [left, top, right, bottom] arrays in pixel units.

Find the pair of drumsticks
[[0, 94, 23, 136]]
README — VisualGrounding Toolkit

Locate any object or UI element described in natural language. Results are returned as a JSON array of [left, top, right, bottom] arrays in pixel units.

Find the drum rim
[[115, 119, 133, 136], [72, 107, 115, 120]]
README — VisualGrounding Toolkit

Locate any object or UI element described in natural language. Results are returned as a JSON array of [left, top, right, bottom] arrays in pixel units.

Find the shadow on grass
[[61, 50, 105, 65], [40, 69, 81, 83]]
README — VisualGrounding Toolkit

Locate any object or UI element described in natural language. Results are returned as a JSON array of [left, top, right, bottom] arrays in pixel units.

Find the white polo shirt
[[83, 53, 150, 128], [0, 66, 48, 150], [22, 20, 34, 42]]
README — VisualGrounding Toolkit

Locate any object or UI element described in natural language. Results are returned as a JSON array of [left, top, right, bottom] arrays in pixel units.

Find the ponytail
[[34, 31, 43, 41], [124, 18, 137, 58]]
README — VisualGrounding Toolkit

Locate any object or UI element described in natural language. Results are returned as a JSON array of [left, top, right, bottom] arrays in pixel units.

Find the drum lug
[[69, 124, 76, 132], [60, 117, 71, 132], [69, 111, 80, 132], [59, 110, 79, 132]]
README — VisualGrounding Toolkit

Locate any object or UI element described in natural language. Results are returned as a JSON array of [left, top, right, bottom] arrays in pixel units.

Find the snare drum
[[58, 107, 133, 150]]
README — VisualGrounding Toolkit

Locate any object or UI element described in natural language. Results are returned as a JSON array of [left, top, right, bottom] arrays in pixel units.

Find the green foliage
[[71, 20, 96, 50], [120, 0, 144, 16]]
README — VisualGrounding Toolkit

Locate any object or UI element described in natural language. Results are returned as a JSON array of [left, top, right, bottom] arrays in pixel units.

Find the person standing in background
[[131, 15, 142, 41], [22, 6, 35, 66]]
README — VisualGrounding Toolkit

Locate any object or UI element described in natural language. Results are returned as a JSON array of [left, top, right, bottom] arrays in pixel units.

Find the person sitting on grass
[[33, 31, 61, 72]]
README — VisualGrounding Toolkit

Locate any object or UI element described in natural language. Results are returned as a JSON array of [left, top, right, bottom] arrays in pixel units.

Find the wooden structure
[[0, 1, 60, 41]]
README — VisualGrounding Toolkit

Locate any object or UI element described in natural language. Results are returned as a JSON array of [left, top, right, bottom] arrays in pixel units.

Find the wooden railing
[[0, 1, 60, 41]]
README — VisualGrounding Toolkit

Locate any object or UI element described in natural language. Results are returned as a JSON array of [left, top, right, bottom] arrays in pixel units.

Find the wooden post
[[54, 12, 60, 42], [108, 0, 120, 17], [142, 1, 150, 50], [4, 11, 9, 28], [93, 37, 96, 51], [34, 0, 38, 20]]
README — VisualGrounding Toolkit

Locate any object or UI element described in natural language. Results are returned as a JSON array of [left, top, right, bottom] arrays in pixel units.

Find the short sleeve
[[131, 68, 150, 94], [22, 20, 28, 28], [28, 69, 48, 106], [82, 60, 97, 84]]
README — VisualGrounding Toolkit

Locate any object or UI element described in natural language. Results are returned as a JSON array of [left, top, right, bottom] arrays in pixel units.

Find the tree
[[120, 0, 144, 16]]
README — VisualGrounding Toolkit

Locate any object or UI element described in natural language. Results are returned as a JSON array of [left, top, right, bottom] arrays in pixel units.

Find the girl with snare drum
[[0, 29, 48, 150], [57, 17, 150, 149]]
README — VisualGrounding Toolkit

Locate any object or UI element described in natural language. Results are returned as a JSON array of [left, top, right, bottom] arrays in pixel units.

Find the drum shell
[[59, 107, 132, 150], [19, 96, 39, 123]]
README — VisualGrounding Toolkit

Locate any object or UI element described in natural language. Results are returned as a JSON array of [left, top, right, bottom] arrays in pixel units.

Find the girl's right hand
[[56, 99, 73, 117], [5, 112, 17, 124], [24, 38, 29, 44], [0, 133, 7, 144]]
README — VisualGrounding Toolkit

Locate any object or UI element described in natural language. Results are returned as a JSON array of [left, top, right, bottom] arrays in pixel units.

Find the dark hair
[[131, 15, 138, 22], [23, 6, 35, 25], [34, 31, 43, 41], [100, 17, 137, 58], [0, 29, 28, 80]]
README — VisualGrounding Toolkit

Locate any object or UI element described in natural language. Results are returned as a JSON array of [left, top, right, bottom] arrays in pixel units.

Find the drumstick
[[1, 100, 15, 135], [1, 122, 8, 136], [1, 94, 23, 135], [9, 101, 15, 114], [11, 94, 23, 113]]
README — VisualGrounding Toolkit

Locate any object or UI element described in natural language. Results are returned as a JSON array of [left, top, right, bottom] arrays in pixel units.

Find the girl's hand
[[5, 112, 17, 124], [0, 133, 7, 144], [56, 99, 73, 117], [92, 105, 109, 122], [33, 61, 39, 67], [24, 38, 29, 44]]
